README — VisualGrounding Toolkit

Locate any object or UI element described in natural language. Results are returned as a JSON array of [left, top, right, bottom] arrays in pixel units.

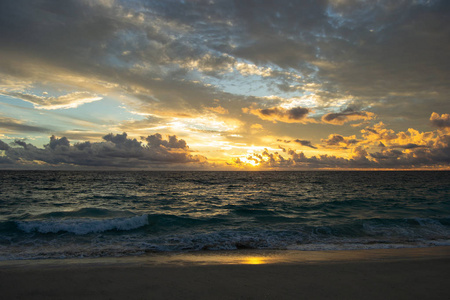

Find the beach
[[1, 247, 449, 299], [1, 171, 449, 298]]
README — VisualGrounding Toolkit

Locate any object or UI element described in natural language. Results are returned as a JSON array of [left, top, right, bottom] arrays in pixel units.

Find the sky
[[0, 0, 449, 170]]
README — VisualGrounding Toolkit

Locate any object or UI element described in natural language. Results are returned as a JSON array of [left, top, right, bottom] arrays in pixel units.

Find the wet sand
[[1, 247, 449, 299]]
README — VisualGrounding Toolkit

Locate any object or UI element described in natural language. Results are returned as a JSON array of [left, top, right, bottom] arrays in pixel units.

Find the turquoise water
[[0, 171, 449, 260]]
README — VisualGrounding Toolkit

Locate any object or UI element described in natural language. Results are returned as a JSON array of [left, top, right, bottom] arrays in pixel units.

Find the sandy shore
[[1, 247, 449, 299]]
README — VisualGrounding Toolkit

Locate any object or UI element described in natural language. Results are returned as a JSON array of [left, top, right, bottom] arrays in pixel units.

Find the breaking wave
[[17, 214, 149, 235]]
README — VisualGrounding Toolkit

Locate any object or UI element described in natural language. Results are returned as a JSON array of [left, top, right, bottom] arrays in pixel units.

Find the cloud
[[0, 140, 10, 150], [361, 121, 438, 150], [2, 112, 449, 170], [243, 106, 314, 123], [181, 53, 235, 75], [360, 122, 397, 142], [0, 116, 49, 133], [237, 133, 449, 169], [145, 133, 187, 149], [205, 105, 229, 114], [0, 0, 449, 169], [393, 143, 427, 150], [293, 139, 317, 149], [0, 0, 224, 112], [321, 134, 359, 148], [233, 112, 450, 169], [430, 112, 450, 129], [321, 110, 375, 125], [116, 112, 244, 139], [232, 1, 449, 123], [0, 132, 206, 169], [369, 148, 405, 161], [250, 124, 263, 130], [231, 1, 326, 69], [233, 147, 372, 169], [0, 91, 102, 110], [319, 1, 450, 121], [0, 1, 447, 116], [235, 62, 273, 77]]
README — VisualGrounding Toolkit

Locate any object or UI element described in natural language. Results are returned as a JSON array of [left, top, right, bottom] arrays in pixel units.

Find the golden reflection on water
[[242, 257, 266, 264]]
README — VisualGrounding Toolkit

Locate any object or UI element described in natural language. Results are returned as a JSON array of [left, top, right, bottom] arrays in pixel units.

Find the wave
[[0, 214, 450, 260], [8, 211, 450, 237], [1, 215, 449, 260], [34, 207, 136, 219], [17, 214, 149, 235]]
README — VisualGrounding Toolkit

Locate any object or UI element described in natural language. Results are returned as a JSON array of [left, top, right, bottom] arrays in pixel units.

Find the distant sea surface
[[0, 171, 449, 260]]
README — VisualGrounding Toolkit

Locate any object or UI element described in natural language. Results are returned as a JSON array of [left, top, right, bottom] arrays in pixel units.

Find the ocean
[[0, 171, 449, 260]]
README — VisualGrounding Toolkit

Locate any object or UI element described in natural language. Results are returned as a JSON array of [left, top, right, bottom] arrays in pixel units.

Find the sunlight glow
[[239, 156, 261, 167], [1, 1, 448, 171], [242, 257, 266, 264], [168, 116, 242, 133]]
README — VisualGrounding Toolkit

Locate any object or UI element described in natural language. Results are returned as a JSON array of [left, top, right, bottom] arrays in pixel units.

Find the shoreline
[[1, 246, 449, 299], [1, 245, 449, 268]]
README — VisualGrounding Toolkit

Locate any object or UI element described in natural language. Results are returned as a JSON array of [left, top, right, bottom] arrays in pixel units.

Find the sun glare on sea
[[242, 257, 266, 264]]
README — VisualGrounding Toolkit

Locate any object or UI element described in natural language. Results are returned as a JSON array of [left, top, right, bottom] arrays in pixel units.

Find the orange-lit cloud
[[205, 105, 229, 115], [228, 113, 450, 169], [250, 124, 263, 130], [322, 110, 375, 125], [1, 112, 449, 170]]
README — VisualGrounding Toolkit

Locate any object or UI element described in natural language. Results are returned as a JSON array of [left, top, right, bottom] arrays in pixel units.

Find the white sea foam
[[17, 214, 149, 235]]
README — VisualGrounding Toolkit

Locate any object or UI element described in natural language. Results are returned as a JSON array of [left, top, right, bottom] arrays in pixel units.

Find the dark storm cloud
[[0, 133, 206, 169]]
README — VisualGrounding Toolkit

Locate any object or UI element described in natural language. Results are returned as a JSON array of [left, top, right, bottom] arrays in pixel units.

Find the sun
[[239, 156, 260, 167]]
